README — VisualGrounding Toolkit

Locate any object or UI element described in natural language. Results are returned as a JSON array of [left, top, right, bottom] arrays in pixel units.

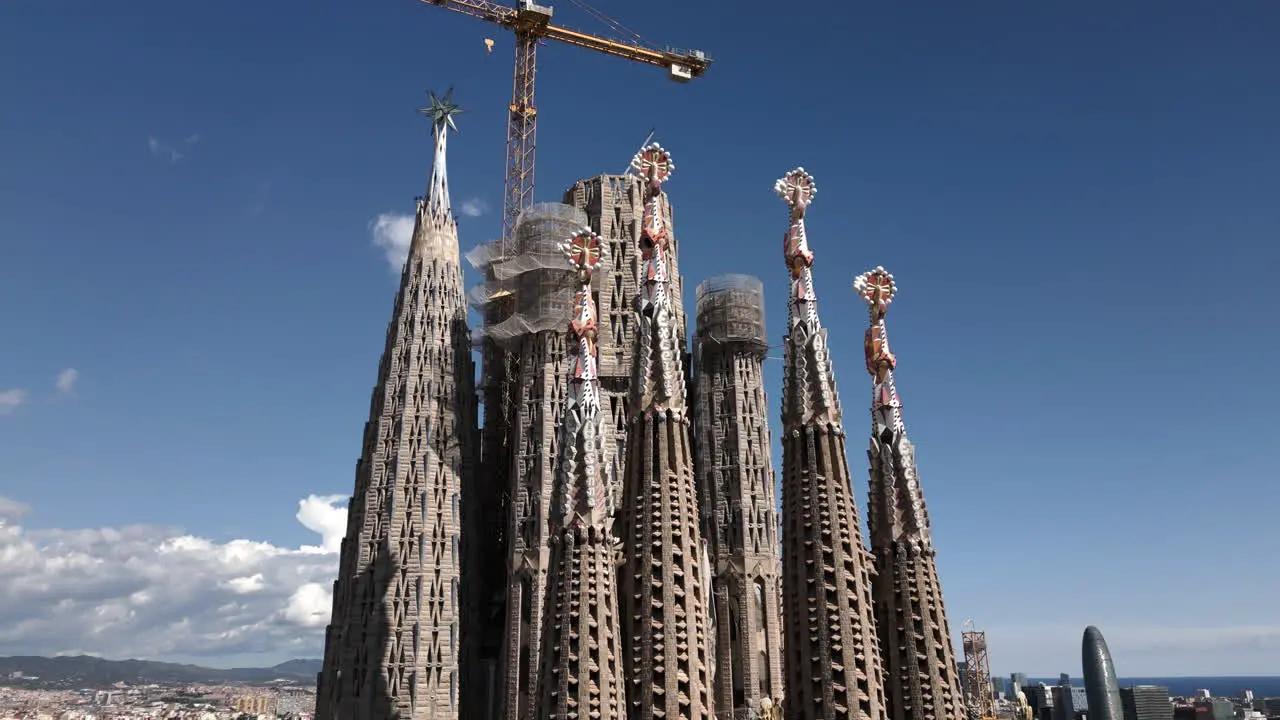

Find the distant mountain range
[[0, 655, 323, 687], [4, 656, 1276, 697]]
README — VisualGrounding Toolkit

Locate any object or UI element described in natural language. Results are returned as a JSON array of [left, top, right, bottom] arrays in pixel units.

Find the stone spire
[[690, 274, 784, 717], [316, 90, 475, 720], [775, 168, 887, 720], [629, 144, 686, 414], [777, 168, 839, 429], [854, 267, 964, 720], [420, 87, 461, 223], [536, 228, 628, 720], [618, 144, 714, 720], [1081, 626, 1124, 720]]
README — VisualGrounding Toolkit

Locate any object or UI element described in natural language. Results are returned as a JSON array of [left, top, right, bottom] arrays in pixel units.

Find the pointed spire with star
[[417, 88, 462, 220], [315, 86, 476, 720]]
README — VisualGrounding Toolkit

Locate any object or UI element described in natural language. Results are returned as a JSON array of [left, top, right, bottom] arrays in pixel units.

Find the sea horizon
[[1016, 676, 1280, 698]]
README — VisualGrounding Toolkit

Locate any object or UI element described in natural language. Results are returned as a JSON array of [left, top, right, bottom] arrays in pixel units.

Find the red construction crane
[[419, 0, 712, 251]]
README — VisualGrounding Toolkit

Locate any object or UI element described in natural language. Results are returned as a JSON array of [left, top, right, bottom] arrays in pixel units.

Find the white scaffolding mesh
[[468, 203, 589, 348], [695, 273, 768, 350]]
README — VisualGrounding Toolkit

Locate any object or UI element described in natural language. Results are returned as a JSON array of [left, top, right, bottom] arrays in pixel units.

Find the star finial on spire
[[418, 87, 463, 134]]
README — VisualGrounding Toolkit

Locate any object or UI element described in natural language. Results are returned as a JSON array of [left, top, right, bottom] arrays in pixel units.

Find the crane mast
[[418, 6, 708, 718], [420, 0, 711, 250]]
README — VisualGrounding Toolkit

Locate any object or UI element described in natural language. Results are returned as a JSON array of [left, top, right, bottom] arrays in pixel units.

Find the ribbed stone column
[[691, 274, 785, 718], [317, 90, 476, 720], [775, 168, 887, 720], [855, 266, 966, 720], [617, 145, 714, 720], [536, 229, 627, 720]]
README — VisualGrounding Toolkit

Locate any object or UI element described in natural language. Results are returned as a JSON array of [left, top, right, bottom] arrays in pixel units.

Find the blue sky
[[2, 0, 1278, 675]]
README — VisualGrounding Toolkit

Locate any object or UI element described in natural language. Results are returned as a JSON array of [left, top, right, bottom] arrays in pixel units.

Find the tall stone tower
[[691, 274, 785, 717], [775, 168, 887, 720], [535, 229, 628, 720], [853, 267, 964, 720], [470, 201, 590, 720], [563, 173, 689, 506], [476, 168, 689, 720], [617, 144, 714, 720], [316, 90, 476, 720]]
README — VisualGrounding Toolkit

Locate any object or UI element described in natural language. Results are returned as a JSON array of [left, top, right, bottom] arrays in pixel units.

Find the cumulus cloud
[[370, 212, 414, 271], [0, 388, 27, 414], [296, 494, 348, 554], [55, 368, 79, 395], [458, 197, 488, 218], [0, 494, 348, 662]]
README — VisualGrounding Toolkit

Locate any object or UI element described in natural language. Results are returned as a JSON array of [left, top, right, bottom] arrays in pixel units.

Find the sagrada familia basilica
[[314, 91, 967, 720]]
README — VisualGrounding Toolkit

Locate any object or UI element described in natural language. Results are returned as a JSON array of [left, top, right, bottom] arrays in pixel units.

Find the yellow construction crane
[[419, 0, 712, 250]]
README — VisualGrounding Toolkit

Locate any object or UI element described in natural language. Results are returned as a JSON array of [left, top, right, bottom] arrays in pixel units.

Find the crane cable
[[563, 0, 650, 49]]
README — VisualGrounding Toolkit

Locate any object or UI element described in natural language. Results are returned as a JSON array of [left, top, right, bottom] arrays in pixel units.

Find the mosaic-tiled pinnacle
[[316, 92, 475, 720], [854, 267, 964, 720], [628, 145, 685, 415], [776, 168, 887, 720], [536, 229, 628, 720], [618, 144, 714, 720]]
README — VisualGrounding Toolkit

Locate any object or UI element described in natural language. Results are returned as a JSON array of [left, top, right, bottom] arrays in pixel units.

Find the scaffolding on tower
[[467, 202, 588, 348]]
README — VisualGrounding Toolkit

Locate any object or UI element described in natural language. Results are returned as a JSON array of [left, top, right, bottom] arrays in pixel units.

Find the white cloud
[[56, 649, 104, 658], [55, 368, 79, 395], [296, 494, 348, 554], [147, 134, 199, 163], [0, 389, 27, 414], [370, 212, 414, 271], [458, 197, 488, 218], [148, 137, 183, 163], [225, 574, 266, 595], [0, 497, 30, 521], [0, 494, 348, 662], [282, 583, 332, 628]]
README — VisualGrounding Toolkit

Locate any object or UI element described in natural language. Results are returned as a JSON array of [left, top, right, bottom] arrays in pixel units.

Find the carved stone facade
[[854, 268, 965, 720], [563, 173, 688, 505], [319, 124, 968, 720], [490, 173, 690, 720], [317, 92, 476, 720], [616, 145, 714, 720], [488, 204, 589, 720], [775, 169, 888, 720], [691, 275, 785, 718], [535, 229, 628, 720]]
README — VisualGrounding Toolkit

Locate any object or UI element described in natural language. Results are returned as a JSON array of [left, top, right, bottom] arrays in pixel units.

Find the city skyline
[[3, 0, 1279, 680]]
